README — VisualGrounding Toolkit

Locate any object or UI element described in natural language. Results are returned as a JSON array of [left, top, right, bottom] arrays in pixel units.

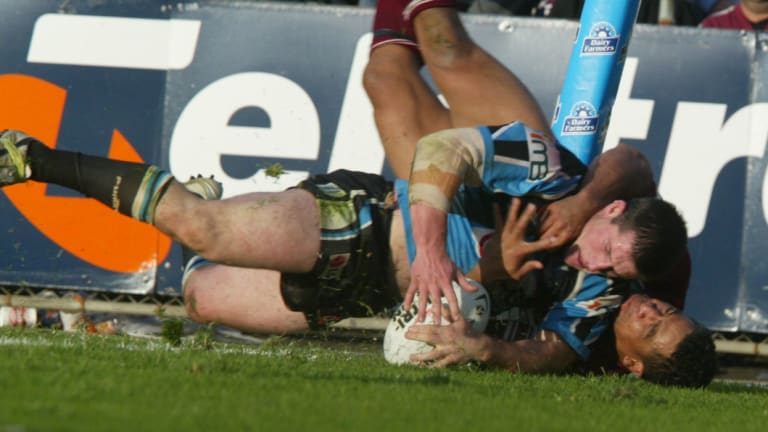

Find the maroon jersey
[[701, 4, 768, 31]]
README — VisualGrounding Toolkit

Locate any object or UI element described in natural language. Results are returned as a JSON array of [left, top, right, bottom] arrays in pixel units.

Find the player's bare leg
[[0, 130, 321, 273], [154, 185, 320, 272], [176, 174, 311, 333], [364, 44, 450, 179], [409, 5, 554, 139], [363, 0, 451, 179], [183, 265, 309, 334]]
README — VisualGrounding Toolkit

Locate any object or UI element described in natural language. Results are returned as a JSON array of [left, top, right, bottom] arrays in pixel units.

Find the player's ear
[[600, 200, 627, 217], [620, 355, 644, 377]]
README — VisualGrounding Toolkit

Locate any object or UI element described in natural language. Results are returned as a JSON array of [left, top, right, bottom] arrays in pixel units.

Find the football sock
[[371, 29, 418, 53], [370, 0, 458, 53], [26, 139, 173, 224], [371, 0, 419, 54]]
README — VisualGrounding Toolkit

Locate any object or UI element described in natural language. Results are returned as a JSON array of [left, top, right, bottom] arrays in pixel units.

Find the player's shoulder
[[481, 121, 560, 159], [699, 5, 739, 28], [482, 121, 550, 142]]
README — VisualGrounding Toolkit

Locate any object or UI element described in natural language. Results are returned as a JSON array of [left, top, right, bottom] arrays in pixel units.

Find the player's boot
[[0, 130, 34, 186], [182, 174, 223, 200]]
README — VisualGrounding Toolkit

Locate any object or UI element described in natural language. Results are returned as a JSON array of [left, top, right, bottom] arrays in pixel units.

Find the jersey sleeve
[[538, 272, 625, 360], [477, 122, 585, 201]]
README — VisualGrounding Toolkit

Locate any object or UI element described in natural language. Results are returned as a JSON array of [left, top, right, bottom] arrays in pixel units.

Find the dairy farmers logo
[[581, 22, 620, 56], [562, 101, 599, 135]]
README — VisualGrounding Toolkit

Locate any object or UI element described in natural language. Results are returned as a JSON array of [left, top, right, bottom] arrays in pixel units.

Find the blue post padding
[[551, 0, 641, 165]]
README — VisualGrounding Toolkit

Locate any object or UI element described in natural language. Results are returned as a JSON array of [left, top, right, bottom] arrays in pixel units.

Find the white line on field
[[0, 334, 376, 360]]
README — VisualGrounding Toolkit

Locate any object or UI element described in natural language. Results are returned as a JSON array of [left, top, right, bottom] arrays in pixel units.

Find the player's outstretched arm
[[406, 128, 485, 324], [469, 198, 556, 283], [406, 314, 579, 373]]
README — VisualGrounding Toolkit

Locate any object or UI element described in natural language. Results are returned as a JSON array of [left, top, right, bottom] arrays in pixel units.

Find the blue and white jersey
[[397, 122, 623, 360], [536, 268, 628, 360], [478, 122, 584, 200], [397, 121, 585, 272]]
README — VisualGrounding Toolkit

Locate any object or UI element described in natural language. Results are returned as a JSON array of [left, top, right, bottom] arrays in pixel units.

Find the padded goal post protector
[[551, 0, 641, 165]]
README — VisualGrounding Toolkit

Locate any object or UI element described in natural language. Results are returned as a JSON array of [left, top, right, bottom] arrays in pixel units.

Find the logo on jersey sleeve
[[527, 131, 552, 181], [574, 294, 623, 317]]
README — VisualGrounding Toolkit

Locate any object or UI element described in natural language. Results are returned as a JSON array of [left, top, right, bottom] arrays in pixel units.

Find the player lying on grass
[[363, 0, 692, 313], [0, 125, 714, 387], [0, 0, 715, 389], [360, 0, 712, 381]]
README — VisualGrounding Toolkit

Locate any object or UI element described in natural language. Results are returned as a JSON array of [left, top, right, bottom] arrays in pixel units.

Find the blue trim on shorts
[[394, 180, 416, 264], [181, 255, 214, 293]]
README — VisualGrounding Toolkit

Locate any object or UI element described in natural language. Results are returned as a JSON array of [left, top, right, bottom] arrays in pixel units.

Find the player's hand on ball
[[382, 280, 490, 365], [405, 310, 489, 368], [405, 255, 476, 325]]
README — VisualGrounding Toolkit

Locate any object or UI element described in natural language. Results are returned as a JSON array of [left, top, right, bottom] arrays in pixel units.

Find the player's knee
[[183, 277, 213, 323], [363, 49, 421, 105], [363, 58, 400, 102]]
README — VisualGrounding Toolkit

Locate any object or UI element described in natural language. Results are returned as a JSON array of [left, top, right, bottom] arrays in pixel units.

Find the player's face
[[614, 294, 694, 368], [563, 200, 639, 279]]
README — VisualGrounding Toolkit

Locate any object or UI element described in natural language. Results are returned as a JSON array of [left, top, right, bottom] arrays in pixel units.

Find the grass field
[[0, 326, 766, 432]]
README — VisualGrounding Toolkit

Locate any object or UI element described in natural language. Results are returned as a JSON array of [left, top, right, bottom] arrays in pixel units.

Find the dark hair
[[611, 197, 688, 280], [641, 323, 718, 388]]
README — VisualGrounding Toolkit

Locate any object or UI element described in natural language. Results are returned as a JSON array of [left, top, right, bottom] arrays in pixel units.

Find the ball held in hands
[[383, 279, 490, 365]]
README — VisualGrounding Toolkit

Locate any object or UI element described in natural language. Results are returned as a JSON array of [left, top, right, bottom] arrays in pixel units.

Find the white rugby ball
[[383, 279, 490, 365]]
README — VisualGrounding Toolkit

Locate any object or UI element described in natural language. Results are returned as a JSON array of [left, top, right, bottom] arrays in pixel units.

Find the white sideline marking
[[0, 335, 76, 348], [27, 14, 200, 70], [0, 335, 373, 359], [0, 334, 264, 355]]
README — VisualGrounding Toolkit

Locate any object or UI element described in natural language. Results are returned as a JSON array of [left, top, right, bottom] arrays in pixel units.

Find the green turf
[[0, 327, 766, 432]]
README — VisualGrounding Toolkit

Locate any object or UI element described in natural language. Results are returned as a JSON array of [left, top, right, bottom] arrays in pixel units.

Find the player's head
[[563, 197, 687, 280], [613, 294, 718, 388]]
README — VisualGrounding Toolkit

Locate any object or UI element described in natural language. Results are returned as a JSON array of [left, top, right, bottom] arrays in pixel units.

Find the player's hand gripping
[[406, 306, 488, 367], [404, 205, 477, 326], [480, 198, 556, 281], [405, 247, 477, 326]]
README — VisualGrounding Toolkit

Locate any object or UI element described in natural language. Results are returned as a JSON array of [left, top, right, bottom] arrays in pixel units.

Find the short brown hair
[[612, 198, 688, 280]]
